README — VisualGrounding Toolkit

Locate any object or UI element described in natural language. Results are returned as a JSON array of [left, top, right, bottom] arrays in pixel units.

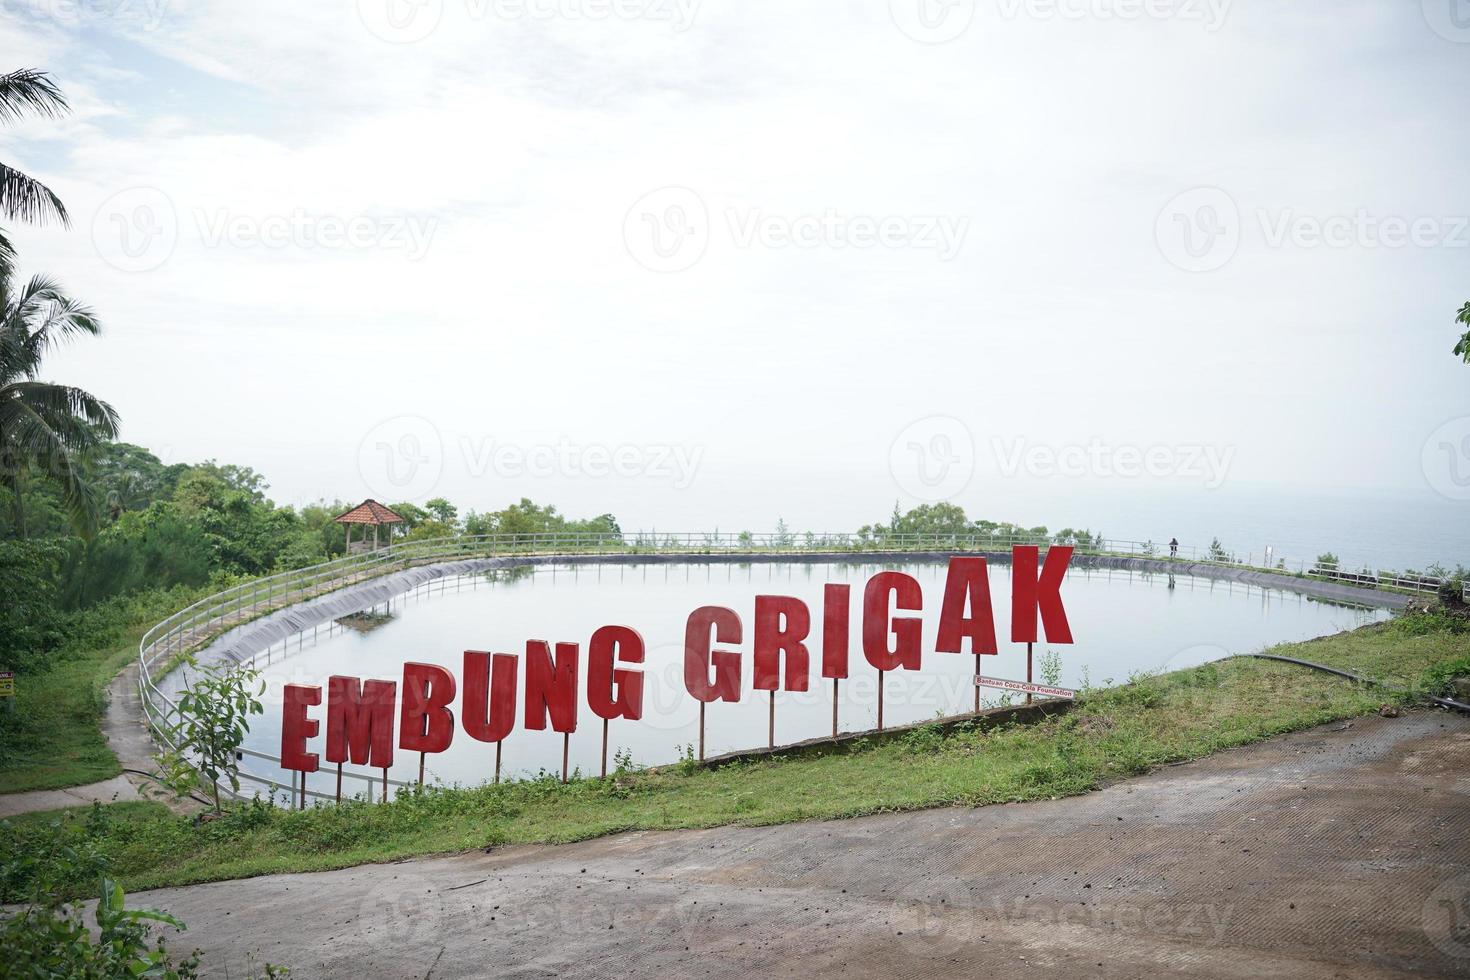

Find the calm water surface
[[240, 561, 1388, 798]]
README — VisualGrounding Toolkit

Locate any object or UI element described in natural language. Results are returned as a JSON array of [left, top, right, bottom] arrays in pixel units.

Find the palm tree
[[0, 69, 70, 276], [1454, 301, 1470, 365], [0, 68, 115, 535], [0, 268, 118, 535]]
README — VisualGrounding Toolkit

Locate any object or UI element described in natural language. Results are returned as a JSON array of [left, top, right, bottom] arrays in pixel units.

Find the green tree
[[0, 267, 119, 535], [1453, 301, 1470, 364], [162, 659, 265, 813], [0, 538, 65, 671], [424, 496, 458, 526]]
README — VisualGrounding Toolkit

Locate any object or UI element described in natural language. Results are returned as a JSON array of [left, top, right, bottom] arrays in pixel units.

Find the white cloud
[[0, 0, 1466, 535]]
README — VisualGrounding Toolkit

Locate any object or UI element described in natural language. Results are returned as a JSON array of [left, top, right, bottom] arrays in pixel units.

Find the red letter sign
[[281, 684, 321, 773], [684, 606, 742, 703], [935, 557, 999, 656], [1011, 545, 1074, 644], [863, 571, 923, 671], [326, 676, 397, 769], [399, 662, 457, 754], [463, 651, 518, 744], [525, 640, 579, 734], [588, 625, 645, 722], [822, 584, 850, 680], [753, 596, 811, 692]]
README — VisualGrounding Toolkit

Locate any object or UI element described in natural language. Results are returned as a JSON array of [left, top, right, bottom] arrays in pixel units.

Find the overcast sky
[[3, 0, 1469, 540]]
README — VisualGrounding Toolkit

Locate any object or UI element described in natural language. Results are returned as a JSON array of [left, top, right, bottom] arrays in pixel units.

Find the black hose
[[122, 768, 215, 807], [1238, 653, 1470, 714]]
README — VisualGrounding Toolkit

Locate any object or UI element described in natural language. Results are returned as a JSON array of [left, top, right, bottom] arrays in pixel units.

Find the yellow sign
[[0, 672, 14, 698]]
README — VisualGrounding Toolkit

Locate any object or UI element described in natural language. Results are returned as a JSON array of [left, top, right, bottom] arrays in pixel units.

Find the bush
[[0, 539, 68, 673], [0, 806, 201, 978]]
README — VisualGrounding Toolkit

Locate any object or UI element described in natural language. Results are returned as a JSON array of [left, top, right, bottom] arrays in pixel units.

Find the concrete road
[[139, 711, 1470, 979]]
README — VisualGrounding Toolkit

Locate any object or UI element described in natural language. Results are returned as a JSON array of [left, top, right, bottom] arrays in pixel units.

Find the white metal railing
[[136, 529, 1465, 805]]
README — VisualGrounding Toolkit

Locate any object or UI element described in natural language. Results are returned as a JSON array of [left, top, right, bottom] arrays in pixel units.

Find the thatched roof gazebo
[[334, 499, 407, 553]]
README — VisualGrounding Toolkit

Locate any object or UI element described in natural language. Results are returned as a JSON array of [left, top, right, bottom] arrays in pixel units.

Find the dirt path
[[125, 711, 1470, 979]]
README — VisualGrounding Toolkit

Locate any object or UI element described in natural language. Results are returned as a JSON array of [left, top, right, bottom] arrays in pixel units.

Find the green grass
[[4, 612, 1467, 900], [0, 634, 140, 793]]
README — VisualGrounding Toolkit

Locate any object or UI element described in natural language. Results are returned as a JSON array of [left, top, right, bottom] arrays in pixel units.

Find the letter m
[[326, 675, 398, 769]]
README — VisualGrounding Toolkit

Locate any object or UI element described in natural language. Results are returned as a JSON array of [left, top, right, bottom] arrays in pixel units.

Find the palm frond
[[0, 162, 68, 225], [4, 381, 120, 441], [12, 275, 101, 362], [0, 396, 101, 533], [0, 70, 69, 123]]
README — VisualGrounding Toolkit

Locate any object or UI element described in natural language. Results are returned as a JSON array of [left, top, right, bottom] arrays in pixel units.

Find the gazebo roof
[[334, 499, 407, 526]]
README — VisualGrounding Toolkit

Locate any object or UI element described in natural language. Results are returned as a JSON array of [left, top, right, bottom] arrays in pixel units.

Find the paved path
[[129, 711, 1470, 979], [0, 774, 140, 818]]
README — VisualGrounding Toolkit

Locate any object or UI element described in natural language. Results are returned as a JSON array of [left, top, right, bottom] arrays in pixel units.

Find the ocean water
[[962, 482, 1469, 574]]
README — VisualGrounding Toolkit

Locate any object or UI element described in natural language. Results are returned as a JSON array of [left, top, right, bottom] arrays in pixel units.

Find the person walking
[[1169, 537, 1179, 558]]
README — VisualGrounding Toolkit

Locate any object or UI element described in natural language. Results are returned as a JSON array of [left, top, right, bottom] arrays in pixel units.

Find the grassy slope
[[0, 634, 140, 793], [5, 614, 1466, 899]]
